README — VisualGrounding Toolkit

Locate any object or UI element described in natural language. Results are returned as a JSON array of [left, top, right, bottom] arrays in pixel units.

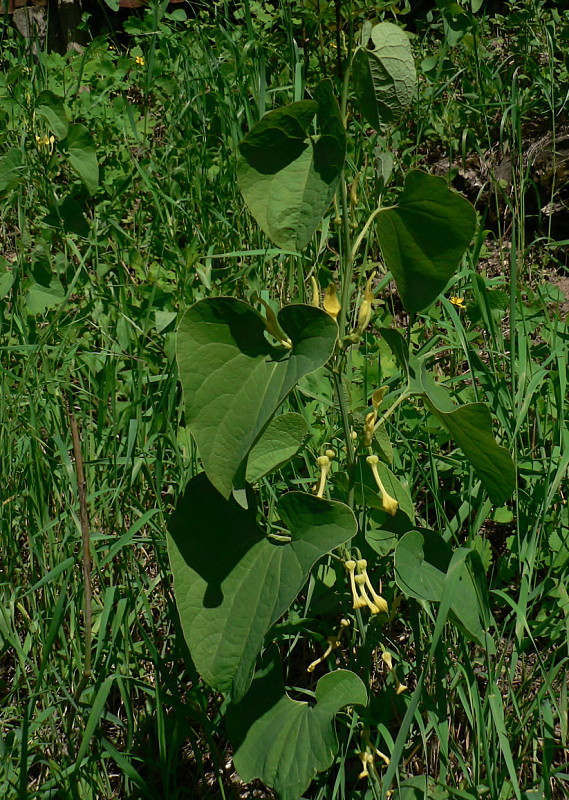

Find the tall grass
[[0, 1, 567, 797]]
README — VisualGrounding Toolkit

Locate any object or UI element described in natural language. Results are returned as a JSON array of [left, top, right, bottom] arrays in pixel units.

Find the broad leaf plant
[[167, 22, 515, 800]]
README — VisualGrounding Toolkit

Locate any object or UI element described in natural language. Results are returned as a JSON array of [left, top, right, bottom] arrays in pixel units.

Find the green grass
[[1, 1, 568, 798]]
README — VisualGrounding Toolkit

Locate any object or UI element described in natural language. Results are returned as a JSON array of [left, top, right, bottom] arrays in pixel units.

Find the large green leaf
[[167, 473, 357, 698], [376, 170, 476, 312], [246, 412, 308, 483], [35, 90, 68, 139], [25, 279, 65, 315], [394, 530, 494, 649], [64, 124, 99, 195], [237, 80, 345, 251], [427, 402, 516, 506], [352, 22, 416, 129], [0, 259, 15, 299], [379, 329, 515, 504], [227, 651, 367, 800], [0, 149, 23, 193], [177, 297, 337, 498]]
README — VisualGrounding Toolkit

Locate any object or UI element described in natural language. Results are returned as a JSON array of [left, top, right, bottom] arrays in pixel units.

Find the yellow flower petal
[[323, 283, 341, 321]]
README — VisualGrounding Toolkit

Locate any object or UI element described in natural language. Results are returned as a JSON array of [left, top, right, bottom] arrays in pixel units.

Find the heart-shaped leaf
[[227, 651, 367, 800], [64, 124, 99, 195], [395, 530, 494, 649], [237, 79, 345, 251], [427, 401, 515, 506], [177, 297, 337, 498], [246, 412, 308, 483], [352, 22, 416, 129], [35, 90, 68, 139], [379, 329, 515, 504], [167, 473, 356, 698], [377, 170, 476, 312], [0, 149, 24, 193]]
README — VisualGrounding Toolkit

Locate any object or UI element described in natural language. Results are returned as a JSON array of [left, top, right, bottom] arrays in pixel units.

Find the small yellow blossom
[[134, 55, 145, 66], [361, 729, 390, 766], [363, 387, 388, 445], [35, 133, 55, 152], [256, 296, 292, 348], [356, 272, 375, 334], [310, 275, 320, 308], [372, 386, 388, 409], [307, 618, 349, 672], [357, 751, 375, 780], [450, 296, 465, 309], [323, 282, 341, 321], [355, 574, 380, 614], [314, 450, 335, 498], [345, 558, 388, 615], [382, 651, 408, 695], [366, 455, 398, 516], [363, 410, 376, 447], [356, 559, 388, 614], [345, 560, 366, 609]]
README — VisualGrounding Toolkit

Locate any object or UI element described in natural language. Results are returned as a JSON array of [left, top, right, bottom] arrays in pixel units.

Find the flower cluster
[[345, 559, 388, 615], [35, 133, 54, 153], [357, 729, 390, 780]]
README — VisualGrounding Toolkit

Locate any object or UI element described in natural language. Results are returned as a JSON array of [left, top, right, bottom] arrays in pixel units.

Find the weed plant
[[0, 1, 567, 798]]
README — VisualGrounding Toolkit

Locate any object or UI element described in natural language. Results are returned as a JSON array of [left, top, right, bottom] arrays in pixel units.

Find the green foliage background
[[0, 1, 568, 798]]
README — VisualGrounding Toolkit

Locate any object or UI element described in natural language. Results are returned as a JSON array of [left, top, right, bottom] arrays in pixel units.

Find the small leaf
[[237, 80, 345, 251], [64, 124, 99, 194], [177, 297, 337, 499], [493, 506, 514, 524], [377, 170, 476, 313], [35, 90, 68, 139], [246, 413, 308, 483], [352, 22, 416, 129], [167, 474, 357, 698], [227, 651, 367, 800]]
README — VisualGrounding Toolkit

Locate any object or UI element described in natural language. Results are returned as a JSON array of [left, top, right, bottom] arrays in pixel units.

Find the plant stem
[[70, 411, 92, 682]]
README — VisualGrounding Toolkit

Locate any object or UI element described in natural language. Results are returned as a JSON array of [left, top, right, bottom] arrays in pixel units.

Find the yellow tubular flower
[[323, 283, 341, 320], [307, 636, 339, 673], [356, 272, 375, 334], [366, 455, 398, 516], [345, 560, 366, 609], [356, 559, 388, 615], [362, 729, 390, 766], [357, 751, 375, 780], [355, 574, 380, 614], [310, 275, 320, 308], [372, 386, 388, 409], [450, 296, 465, 308], [306, 619, 349, 672], [256, 296, 292, 349], [382, 651, 408, 695], [364, 410, 376, 447], [315, 455, 331, 499]]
